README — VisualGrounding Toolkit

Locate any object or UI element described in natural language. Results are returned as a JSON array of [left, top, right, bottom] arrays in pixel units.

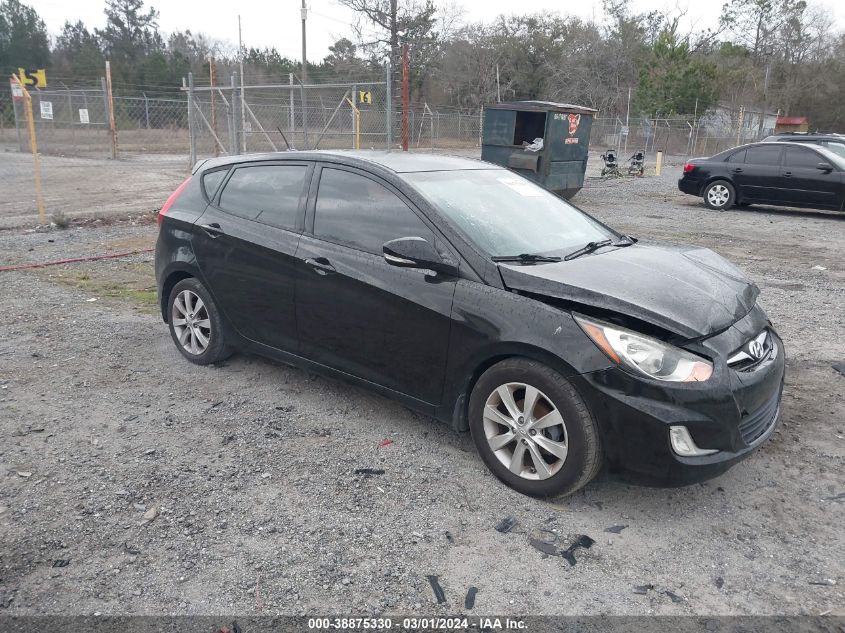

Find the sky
[[28, 0, 845, 62]]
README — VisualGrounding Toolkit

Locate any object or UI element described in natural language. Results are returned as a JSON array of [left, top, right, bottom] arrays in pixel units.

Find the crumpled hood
[[499, 243, 759, 339]]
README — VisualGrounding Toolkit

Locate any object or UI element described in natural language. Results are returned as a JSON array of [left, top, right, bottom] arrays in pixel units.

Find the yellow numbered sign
[[18, 68, 47, 88], [358, 90, 372, 105]]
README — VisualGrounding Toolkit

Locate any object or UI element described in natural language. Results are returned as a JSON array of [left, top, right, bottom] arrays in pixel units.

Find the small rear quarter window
[[202, 169, 228, 200], [727, 150, 746, 163]]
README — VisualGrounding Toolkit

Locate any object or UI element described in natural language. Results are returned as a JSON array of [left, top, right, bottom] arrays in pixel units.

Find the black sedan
[[679, 141, 845, 211], [156, 151, 784, 498]]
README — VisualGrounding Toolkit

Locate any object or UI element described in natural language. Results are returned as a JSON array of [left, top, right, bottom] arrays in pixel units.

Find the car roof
[[194, 150, 503, 175], [764, 133, 845, 142]]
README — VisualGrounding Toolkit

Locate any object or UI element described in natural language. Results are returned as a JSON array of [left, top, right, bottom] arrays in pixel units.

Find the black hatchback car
[[679, 141, 845, 211], [156, 151, 785, 497]]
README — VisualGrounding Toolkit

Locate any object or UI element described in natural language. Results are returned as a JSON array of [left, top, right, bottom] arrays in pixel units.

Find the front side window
[[403, 169, 613, 257], [784, 146, 822, 169], [218, 164, 308, 229], [314, 168, 433, 254]]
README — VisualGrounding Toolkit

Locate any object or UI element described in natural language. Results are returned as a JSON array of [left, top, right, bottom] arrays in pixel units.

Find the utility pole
[[301, 0, 308, 84]]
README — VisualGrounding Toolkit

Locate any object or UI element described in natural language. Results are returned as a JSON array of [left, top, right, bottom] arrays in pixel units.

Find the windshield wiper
[[491, 253, 563, 264], [564, 236, 635, 261]]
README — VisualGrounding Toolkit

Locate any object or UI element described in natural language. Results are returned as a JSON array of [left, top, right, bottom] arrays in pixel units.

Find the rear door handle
[[304, 257, 336, 275], [783, 171, 793, 177], [732, 168, 743, 173], [199, 223, 224, 238]]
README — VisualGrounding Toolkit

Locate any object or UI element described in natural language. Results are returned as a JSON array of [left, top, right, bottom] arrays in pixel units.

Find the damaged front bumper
[[570, 308, 786, 485]]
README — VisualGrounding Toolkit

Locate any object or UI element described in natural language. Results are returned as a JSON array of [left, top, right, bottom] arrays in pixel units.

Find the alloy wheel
[[483, 382, 569, 480], [171, 289, 211, 356], [707, 184, 730, 208]]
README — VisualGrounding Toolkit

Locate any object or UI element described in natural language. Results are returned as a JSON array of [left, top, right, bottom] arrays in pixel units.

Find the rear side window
[[744, 145, 782, 166], [784, 146, 822, 168], [218, 165, 308, 229], [202, 169, 228, 200], [727, 150, 746, 163], [314, 168, 433, 254]]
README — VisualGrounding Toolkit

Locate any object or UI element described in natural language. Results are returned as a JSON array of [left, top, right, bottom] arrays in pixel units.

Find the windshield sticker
[[497, 177, 542, 197]]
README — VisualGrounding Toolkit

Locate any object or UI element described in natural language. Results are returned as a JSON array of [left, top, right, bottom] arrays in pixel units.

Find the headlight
[[575, 315, 713, 382]]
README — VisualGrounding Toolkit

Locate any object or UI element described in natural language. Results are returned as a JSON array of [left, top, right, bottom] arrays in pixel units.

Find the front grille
[[728, 329, 775, 371], [738, 392, 781, 446]]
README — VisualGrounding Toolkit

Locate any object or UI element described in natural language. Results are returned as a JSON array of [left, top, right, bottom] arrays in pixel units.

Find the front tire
[[167, 277, 232, 365], [468, 358, 602, 498], [703, 180, 735, 210]]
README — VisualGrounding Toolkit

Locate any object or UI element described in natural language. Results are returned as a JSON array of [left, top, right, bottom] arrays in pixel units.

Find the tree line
[[1, 0, 843, 129]]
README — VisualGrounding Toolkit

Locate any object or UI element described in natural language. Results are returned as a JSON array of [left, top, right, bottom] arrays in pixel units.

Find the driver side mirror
[[816, 162, 834, 173], [383, 237, 458, 276]]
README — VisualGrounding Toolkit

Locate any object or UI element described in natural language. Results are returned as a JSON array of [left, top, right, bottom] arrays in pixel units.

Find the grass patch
[[37, 260, 159, 313]]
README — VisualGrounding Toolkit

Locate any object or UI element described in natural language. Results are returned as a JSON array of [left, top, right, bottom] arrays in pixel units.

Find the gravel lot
[[0, 154, 843, 618]]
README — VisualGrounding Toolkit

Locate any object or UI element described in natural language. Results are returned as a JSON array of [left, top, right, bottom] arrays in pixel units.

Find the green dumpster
[[481, 100, 597, 199]]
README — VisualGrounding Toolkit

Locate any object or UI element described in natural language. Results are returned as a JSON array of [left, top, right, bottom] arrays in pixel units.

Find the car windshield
[[819, 143, 845, 159], [402, 169, 615, 257]]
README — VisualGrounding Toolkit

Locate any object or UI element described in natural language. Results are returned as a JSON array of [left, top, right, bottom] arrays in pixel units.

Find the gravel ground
[[0, 148, 186, 229], [0, 156, 843, 618]]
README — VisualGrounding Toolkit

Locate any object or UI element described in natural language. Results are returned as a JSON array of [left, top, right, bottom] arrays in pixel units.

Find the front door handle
[[732, 167, 743, 173], [200, 223, 224, 238], [304, 257, 336, 275], [783, 171, 793, 177]]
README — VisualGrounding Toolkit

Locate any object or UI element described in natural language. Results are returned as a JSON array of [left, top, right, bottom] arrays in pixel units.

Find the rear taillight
[[158, 177, 192, 225], [682, 163, 696, 174]]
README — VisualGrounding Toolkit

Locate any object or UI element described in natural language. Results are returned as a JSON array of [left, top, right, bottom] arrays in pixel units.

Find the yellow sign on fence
[[17, 68, 47, 88], [358, 90, 372, 105]]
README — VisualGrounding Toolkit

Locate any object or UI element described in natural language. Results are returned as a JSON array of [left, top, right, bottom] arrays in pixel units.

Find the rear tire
[[703, 180, 735, 210], [167, 278, 232, 365], [468, 358, 602, 498]]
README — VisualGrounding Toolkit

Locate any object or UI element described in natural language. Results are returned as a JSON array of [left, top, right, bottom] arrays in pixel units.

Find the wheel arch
[[159, 268, 195, 322], [446, 344, 580, 432], [700, 175, 736, 197]]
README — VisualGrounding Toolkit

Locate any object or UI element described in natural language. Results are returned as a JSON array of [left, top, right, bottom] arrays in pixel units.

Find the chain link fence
[[5, 78, 776, 166], [591, 115, 776, 159]]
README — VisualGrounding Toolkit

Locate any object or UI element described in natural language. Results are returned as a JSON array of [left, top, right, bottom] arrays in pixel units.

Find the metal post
[[401, 44, 409, 152], [11, 79, 23, 151], [623, 86, 631, 156], [209, 55, 218, 157], [300, 0, 308, 84], [238, 16, 247, 153], [289, 73, 295, 138], [300, 80, 309, 149], [105, 61, 118, 159], [385, 61, 392, 150], [143, 92, 150, 129], [62, 82, 76, 152], [230, 74, 238, 155], [187, 72, 196, 167], [351, 83, 357, 148], [100, 76, 109, 141]]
